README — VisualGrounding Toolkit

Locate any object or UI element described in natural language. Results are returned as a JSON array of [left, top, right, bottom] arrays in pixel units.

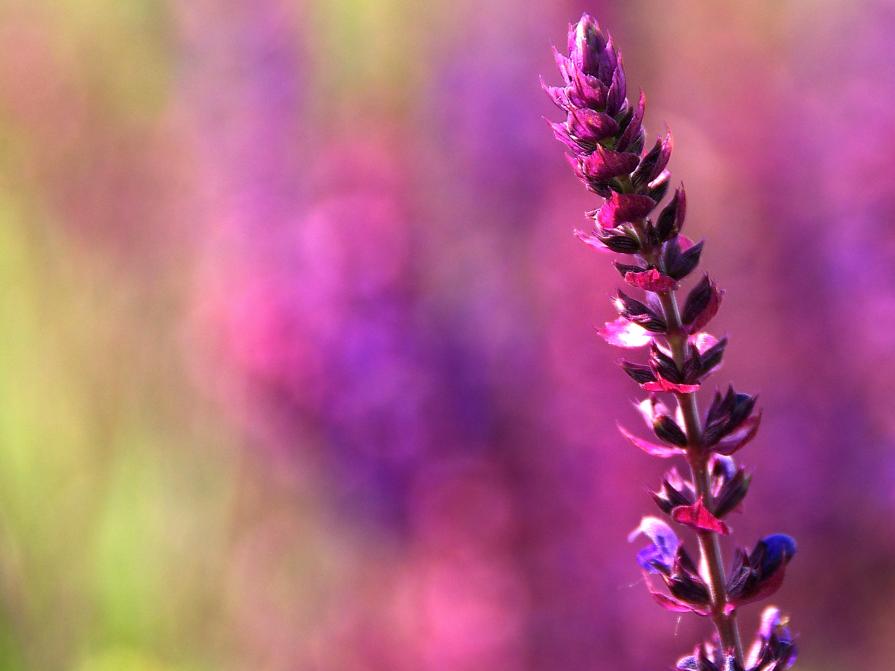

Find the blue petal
[[759, 534, 797, 574]]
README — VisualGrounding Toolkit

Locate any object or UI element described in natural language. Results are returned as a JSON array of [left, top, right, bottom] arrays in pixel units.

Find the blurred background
[[0, 0, 892, 668]]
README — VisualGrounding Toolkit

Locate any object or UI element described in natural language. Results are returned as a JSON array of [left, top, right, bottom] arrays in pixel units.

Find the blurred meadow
[[0, 0, 894, 669]]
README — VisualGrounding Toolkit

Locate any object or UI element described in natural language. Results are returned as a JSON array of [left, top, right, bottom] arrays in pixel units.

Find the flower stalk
[[543, 15, 797, 670]]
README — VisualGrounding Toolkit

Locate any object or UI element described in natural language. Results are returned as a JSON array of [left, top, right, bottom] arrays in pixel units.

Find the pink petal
[[580, 145, 639, 182], [671, 498, 730, 535], [624, 268, 678, 292], [573, 229, 612, 254], [647, 169, 670, 191], [641, 377, 700, 394], [636, 396, 674, 427], [688, 332, 718, 354], [618, 424, 686, 458], [649, 590, 711, 616], [597, 317, 652, 348], [596, 191, 656, 229], [714, 413, 762, 455]]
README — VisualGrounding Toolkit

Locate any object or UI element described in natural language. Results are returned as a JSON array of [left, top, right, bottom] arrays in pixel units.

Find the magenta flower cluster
[[543, 15, 797, 670]]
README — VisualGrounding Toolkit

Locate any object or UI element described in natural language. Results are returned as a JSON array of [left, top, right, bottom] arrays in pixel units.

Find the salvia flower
[[543, 14, 797, 668]]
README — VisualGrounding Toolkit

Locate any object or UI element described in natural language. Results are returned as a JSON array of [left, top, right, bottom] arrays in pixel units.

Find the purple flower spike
[[542, 13, 797, 669]]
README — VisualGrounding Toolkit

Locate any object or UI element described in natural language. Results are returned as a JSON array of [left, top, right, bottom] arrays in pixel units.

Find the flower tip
[[763, 533, 797, 562]]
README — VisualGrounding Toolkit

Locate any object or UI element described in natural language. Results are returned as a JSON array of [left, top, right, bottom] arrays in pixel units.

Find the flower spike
[[543, 13, 797, 669]]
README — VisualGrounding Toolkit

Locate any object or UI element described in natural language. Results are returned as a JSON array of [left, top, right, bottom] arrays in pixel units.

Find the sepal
[[726, 534, 796, 609], [676, 642, 735, 671], [712, 466, 751, 517], [614, 292, 668, 332], [615, 89, 645, 152], [621, 360, 656, 384], [656, 186, 687, 241], [664, 238, 704, 280], [683, 275, 723, 333], [745, 607, 797, 670], [575, 227, 641, 254], [633, 130, 673, 189], [651, 468, 695, 513], [653, 414, 688, 447]]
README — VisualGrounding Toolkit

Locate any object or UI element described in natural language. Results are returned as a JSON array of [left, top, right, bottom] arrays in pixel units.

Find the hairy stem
[[629, 182, 745, 661], [658, 288, 745, 664]]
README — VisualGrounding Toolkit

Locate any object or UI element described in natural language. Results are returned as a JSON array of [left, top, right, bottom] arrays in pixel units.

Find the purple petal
[[598, 34, 618, 83], [552, 45, 575, 85], [628, 516, 680, 554], [605, 53, 626, 114], [567, 108, 619, 143], [571, 68, 607, 109], [541, 77, 573, 111], [549, 120, 586, 154], [571, 14, 606, 76], [629, 516, 680, 575]]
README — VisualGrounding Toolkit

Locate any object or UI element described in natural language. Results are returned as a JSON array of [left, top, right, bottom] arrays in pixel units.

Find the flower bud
[[656, 187, 687, 241], [663, 238, 704, 280]]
